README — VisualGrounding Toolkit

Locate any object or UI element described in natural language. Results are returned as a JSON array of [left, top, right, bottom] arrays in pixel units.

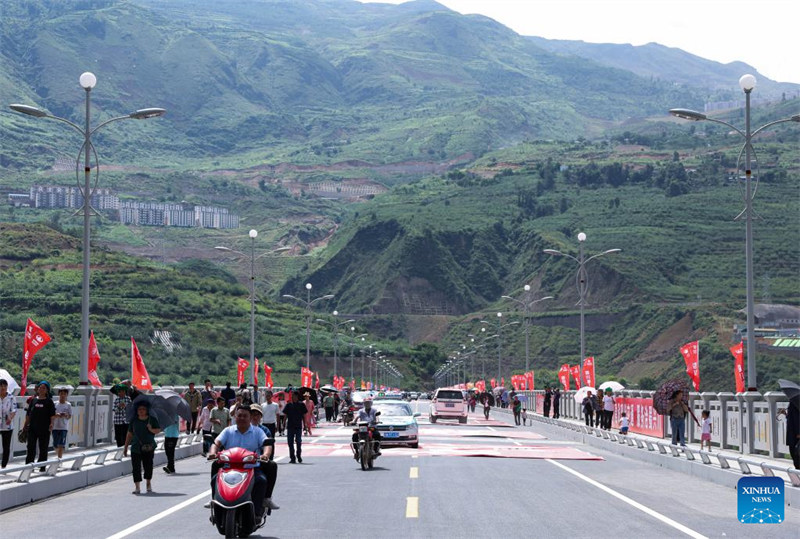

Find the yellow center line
[[410, 466, 419, 479], [406, 496, 419, 518]]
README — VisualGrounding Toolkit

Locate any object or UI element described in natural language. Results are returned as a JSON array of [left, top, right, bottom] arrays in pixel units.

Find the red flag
[[558, 364, 570, 391], [360, 379, 366, 390], [582, 357, 595, 388], [131, 338, 153, 391], [730, 342, 745, 393], [500, 377, 505, 388], [21, 318, 51, 395], [570, 365, 582, 389], [237, 358, 249, 386], [253, 357, 259, 386], [301, 367, 313, 388], [679, 341, 700, 391], [88, 331, 102, 387], [315, 372, 320, 390], [525, 371, 534, 391], [263, 363, 273, 389], [490, 378, 497, 389], [350, 378, 355, 391]]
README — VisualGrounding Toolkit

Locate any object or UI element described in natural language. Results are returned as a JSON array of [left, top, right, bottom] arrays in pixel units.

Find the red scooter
[[209, 447, 269, 538]]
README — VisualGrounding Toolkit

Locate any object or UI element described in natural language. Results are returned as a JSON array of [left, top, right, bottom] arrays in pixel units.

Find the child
[[521, 408, 528, 426], [700, 410, 712, 452], [53, 387, 72, 459], [619, 411, 629, 435]]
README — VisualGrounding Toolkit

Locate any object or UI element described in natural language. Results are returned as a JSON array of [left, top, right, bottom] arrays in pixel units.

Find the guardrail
[[0, 432, 201, 484]]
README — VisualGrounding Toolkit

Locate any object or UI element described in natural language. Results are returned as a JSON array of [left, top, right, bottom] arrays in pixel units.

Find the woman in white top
[[261, 391, 279, 438], [602, 389, 615, 430], [1, 378, 19, 468]]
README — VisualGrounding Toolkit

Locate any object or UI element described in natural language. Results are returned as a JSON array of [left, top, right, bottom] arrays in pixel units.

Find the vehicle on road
[[374, 392, 404, 401], [340, 405, 356, 426], [351, 420, 381, 470], [373, 400, 420, 448], [430, 388, 468, 424], [209, 447, 270, 538], [409, 392, 420, 400]]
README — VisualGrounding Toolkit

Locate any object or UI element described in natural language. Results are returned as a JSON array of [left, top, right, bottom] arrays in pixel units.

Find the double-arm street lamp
[[315, 311, 355, 378], [670, 74, 799, 391], [544, 232, 620, 370], [480, 313, 519, 383], [346, 327, 368, 383], [283, 283, 334, 369], [502, 286, 553, 372], [10, 73, 164, 407], [216, 231, 289, 383]]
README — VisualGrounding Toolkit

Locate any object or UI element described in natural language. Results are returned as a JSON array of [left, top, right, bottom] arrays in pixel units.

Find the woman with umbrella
[[123, 400, 162, 494], [667, 390, 689, 447]]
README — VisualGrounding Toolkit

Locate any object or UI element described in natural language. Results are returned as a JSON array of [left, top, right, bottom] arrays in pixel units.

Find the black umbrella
[[127, 394, 179, 429], [778, 379, 800, 407], [479, 392, 495, 406], [155, 389, 193, 423], [298, 387, 318, 405]]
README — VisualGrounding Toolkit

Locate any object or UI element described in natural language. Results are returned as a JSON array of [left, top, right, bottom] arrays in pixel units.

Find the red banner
[[237, 358, 249, 386], [613, 397, 664, 437], [730, 342, 745, 393], [679, 341, 700, 391], [558, 364, 570, 391], [570, 365, 582, 388], [253, 357, 259, 387], [131, 338, 153, 391], [88, 331, 102, 387], [490, 378, 497, 389], [525, 371, 534, 391], [263, 363, 273, 389], [21, 318, 51, 395], [582, 357, 595, 388], [301, 367, 313, 388]]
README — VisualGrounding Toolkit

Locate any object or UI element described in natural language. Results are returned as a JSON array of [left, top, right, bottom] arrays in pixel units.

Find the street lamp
[[480, 313, 519, 383], [10, 73, 164, 445], [282, 283, 334, 369], [502, 285, 553, 372], [215, 233, 290, 383], [670, 75, 799, 390], [544, 232, 620, 371], [347, 327, 368, 383], [315, 310, 355, 379]]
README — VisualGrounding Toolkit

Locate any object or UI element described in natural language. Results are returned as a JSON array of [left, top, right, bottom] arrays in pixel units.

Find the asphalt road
[[2, 401, 797, 538]]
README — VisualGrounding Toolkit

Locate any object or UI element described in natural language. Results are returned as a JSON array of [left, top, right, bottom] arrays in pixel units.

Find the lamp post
[[480, 313, 518, 383], [282, 283, 334, 369], [315, 311, 355, 378], [544, 232, 620, 370], [215, 235, 290, 383], [670, 75, 799, 390], [502, 286, 553, 372], [10, 75, 165, 396], [348, 328, 368, 383]]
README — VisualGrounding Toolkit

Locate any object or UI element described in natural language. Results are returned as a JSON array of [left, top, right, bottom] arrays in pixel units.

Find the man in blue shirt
[[207, 405, 275, 517]]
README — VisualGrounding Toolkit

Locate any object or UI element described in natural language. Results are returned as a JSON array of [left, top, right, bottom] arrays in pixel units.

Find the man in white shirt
[[261, 391, 279, 438]]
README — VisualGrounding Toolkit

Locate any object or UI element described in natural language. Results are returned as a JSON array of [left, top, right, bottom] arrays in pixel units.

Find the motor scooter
[[340, 405, 356, 426], [351, 411, 381, 471], [209, 447, 270, 538]]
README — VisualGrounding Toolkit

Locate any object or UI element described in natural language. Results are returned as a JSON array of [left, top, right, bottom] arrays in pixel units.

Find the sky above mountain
[[362, 0, 799, 84]]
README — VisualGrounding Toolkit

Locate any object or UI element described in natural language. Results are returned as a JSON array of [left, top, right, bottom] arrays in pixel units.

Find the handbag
[[18, 426, 28, 443]]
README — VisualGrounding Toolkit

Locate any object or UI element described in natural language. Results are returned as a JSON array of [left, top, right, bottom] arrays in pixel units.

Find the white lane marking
[[512, 441, 522, 446], [106, 456, 286, 539], [546, 459, 708, 539]]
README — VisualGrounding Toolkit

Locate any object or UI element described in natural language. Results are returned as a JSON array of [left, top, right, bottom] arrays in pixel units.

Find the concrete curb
[[0, 443, 202, 512]]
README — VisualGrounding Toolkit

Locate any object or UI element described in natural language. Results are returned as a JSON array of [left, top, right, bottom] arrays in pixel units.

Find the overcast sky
[[360, 0, 799, 84]]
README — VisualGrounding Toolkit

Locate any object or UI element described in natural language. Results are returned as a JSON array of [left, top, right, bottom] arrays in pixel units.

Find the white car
[[372, 400, 420, 448]]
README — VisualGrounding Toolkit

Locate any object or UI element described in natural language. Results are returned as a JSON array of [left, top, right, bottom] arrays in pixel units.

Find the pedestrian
[[276, 393, 287, 436], [582, 391, 594, 427], [200, 379, 217, 403], [211, 397, 231, 438], [333, 392, 341, 420], [24, 381, 55, 471], [303, 393, 315, 436], [112, 387, 132, 448], [700, 410, 712, 452], [162, 414, 180, 474], [230, 394, 244, 418], [261, 391, 278, 438], [1, 378, 19, 468], [619, 412, 629, 435], [667, 390, 688, 446], [552, 388, 561, 419], [778, 402, 799, 469], [236, 383, 252, 405], [123, 401, 161, 494], [251, 384, 260, 405], [283, 391, 307, 463], [249, 407, 281, 506], [184, 382, 202, 434], [482, 396, 491, 420], [603, 388, 615, 430], [323, 392, 335, 422], [512, 396, 522, 425], [543, 387, 552, 418], [593, 391, 604, 428], [521, 408, 528, 426], [53, 387, 72, 459], [198, 398, 215, 455], [220, 382, 236, 405], [469, 395, 477, 413]]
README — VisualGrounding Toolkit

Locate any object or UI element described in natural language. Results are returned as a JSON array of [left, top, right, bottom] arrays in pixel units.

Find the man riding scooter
[[351, 398, 381, 457], [206, 405, 279, 518]]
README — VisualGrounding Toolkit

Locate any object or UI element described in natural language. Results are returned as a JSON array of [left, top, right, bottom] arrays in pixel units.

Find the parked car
[[429, 388, 467, 424], [372, 400, 420, 448]]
